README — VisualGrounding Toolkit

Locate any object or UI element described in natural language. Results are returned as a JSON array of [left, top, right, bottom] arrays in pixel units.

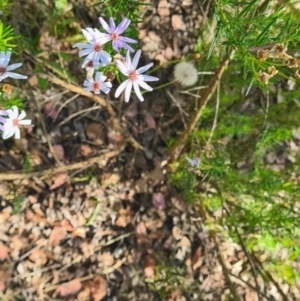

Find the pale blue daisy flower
[[2, 106, 31, 139], [186, 156, 201, 167], [98, 17, 138, 53], [73, 28, 112, 68], [0, 51, 27, 82], [115, 50, 159, 102], [83, 72, 112, 95]]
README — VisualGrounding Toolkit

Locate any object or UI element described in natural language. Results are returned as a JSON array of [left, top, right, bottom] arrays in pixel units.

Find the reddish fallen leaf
[[126, 102, 138, 118], [29, 249, 47, 266], [50, 173, 68, 190], [115, 215, 128, 227], [77, 287, 91, 301], [80, 144, 93, 157], [152, 192, 166, 210], [48, 227, 67, 247], [60, 219, 74, 232], [168, 290, 180, 301], [136, 221, 147, 235], [43, 101, 58, 119], [99, 252, 114, 267], [163, 236, 173, 250], [107, 129, 125, 148], [91, 276, 107, 301], [0, 207, 12, 221], [142, 254, 156, 278], [53, 145, 65, 161], [0, 280, 4, 291], [0, 243, 9, 261], [102, 173, 120, 186], [245, 290, 258, 301], [54, 278, 82, 297], [144, 112, 156, 129], [25, 209, 46, 223]]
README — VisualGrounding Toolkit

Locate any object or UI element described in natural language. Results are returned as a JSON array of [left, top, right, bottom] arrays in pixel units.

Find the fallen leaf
[[115, 215, 129, 227], [71, 227, 86, 238], [136, 221, 147, 235], [144, 112, 156, 129], [50, 173, 69, 190], [10, 235, 25, 252], [245, 290, 258, 301], [91, 276, 107, 301], [28, 195, 38, 204], [144, 266, 155, 278], [0, 243, 9, 261], [99, 252, 114, 267], [178, 236, 191, 248], [48, 227, 67, 247], [107, 129, 125, 148], [142, 254, 156, 278], [53, 145, 65, 161], [78, 287, 91, 301], [54, 278, 82, 297], [28, 75, 38, 86], [80, 144, 93, 157], [60, 219, 74, 232], [85, 123, 105, 145], [0, 280, 4, 291], [29, 249, 47, 266], [102, 173, 120, 186], [152, 192, 166, 210], [43, 101, 58, 119], [25, 209, 47, 223], [172, 226, 182, 240], [0, 206, 12, 222], [168, 290, 180, 301], [163, 236, 173, 250]]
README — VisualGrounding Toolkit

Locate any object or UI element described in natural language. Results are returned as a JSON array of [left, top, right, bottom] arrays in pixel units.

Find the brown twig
[[0, 148, 123, 181], [217, 250, 243, 301], [223, 205, 262, 301], [167, 48, 236, 162], [252, 252, 289, 301], [38, 73, 116, 118]]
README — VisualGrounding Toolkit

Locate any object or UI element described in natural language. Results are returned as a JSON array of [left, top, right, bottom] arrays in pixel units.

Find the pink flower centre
[[93, 43, 103, 53], [92, 81, 101, 91], [12, 119, 19, 127], [128, 71, 138, 82], [111, 33, 119, 41], [0, 67, 7, 75]]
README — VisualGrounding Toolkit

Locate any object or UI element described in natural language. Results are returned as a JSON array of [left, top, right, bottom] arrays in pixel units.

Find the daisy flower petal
[[18, 110, 26, 120], [132, 50, 141, 70], [137, 79, 153, 91], [115, 79, 129, 98], [109, 17, 116, 31], [99, 17, 112, 33], [115, 18, 130, 34], [137, 63, 154, 74], [140, 74, 159, 82], [133, 82, 144, 101], [124, 81, 133, 102]]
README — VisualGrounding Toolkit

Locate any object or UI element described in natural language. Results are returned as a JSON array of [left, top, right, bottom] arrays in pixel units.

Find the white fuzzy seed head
[[174, 61, 198, 87]]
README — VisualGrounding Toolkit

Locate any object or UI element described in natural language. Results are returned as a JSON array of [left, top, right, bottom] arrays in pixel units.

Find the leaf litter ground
[[0, 1, 299, 300]]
